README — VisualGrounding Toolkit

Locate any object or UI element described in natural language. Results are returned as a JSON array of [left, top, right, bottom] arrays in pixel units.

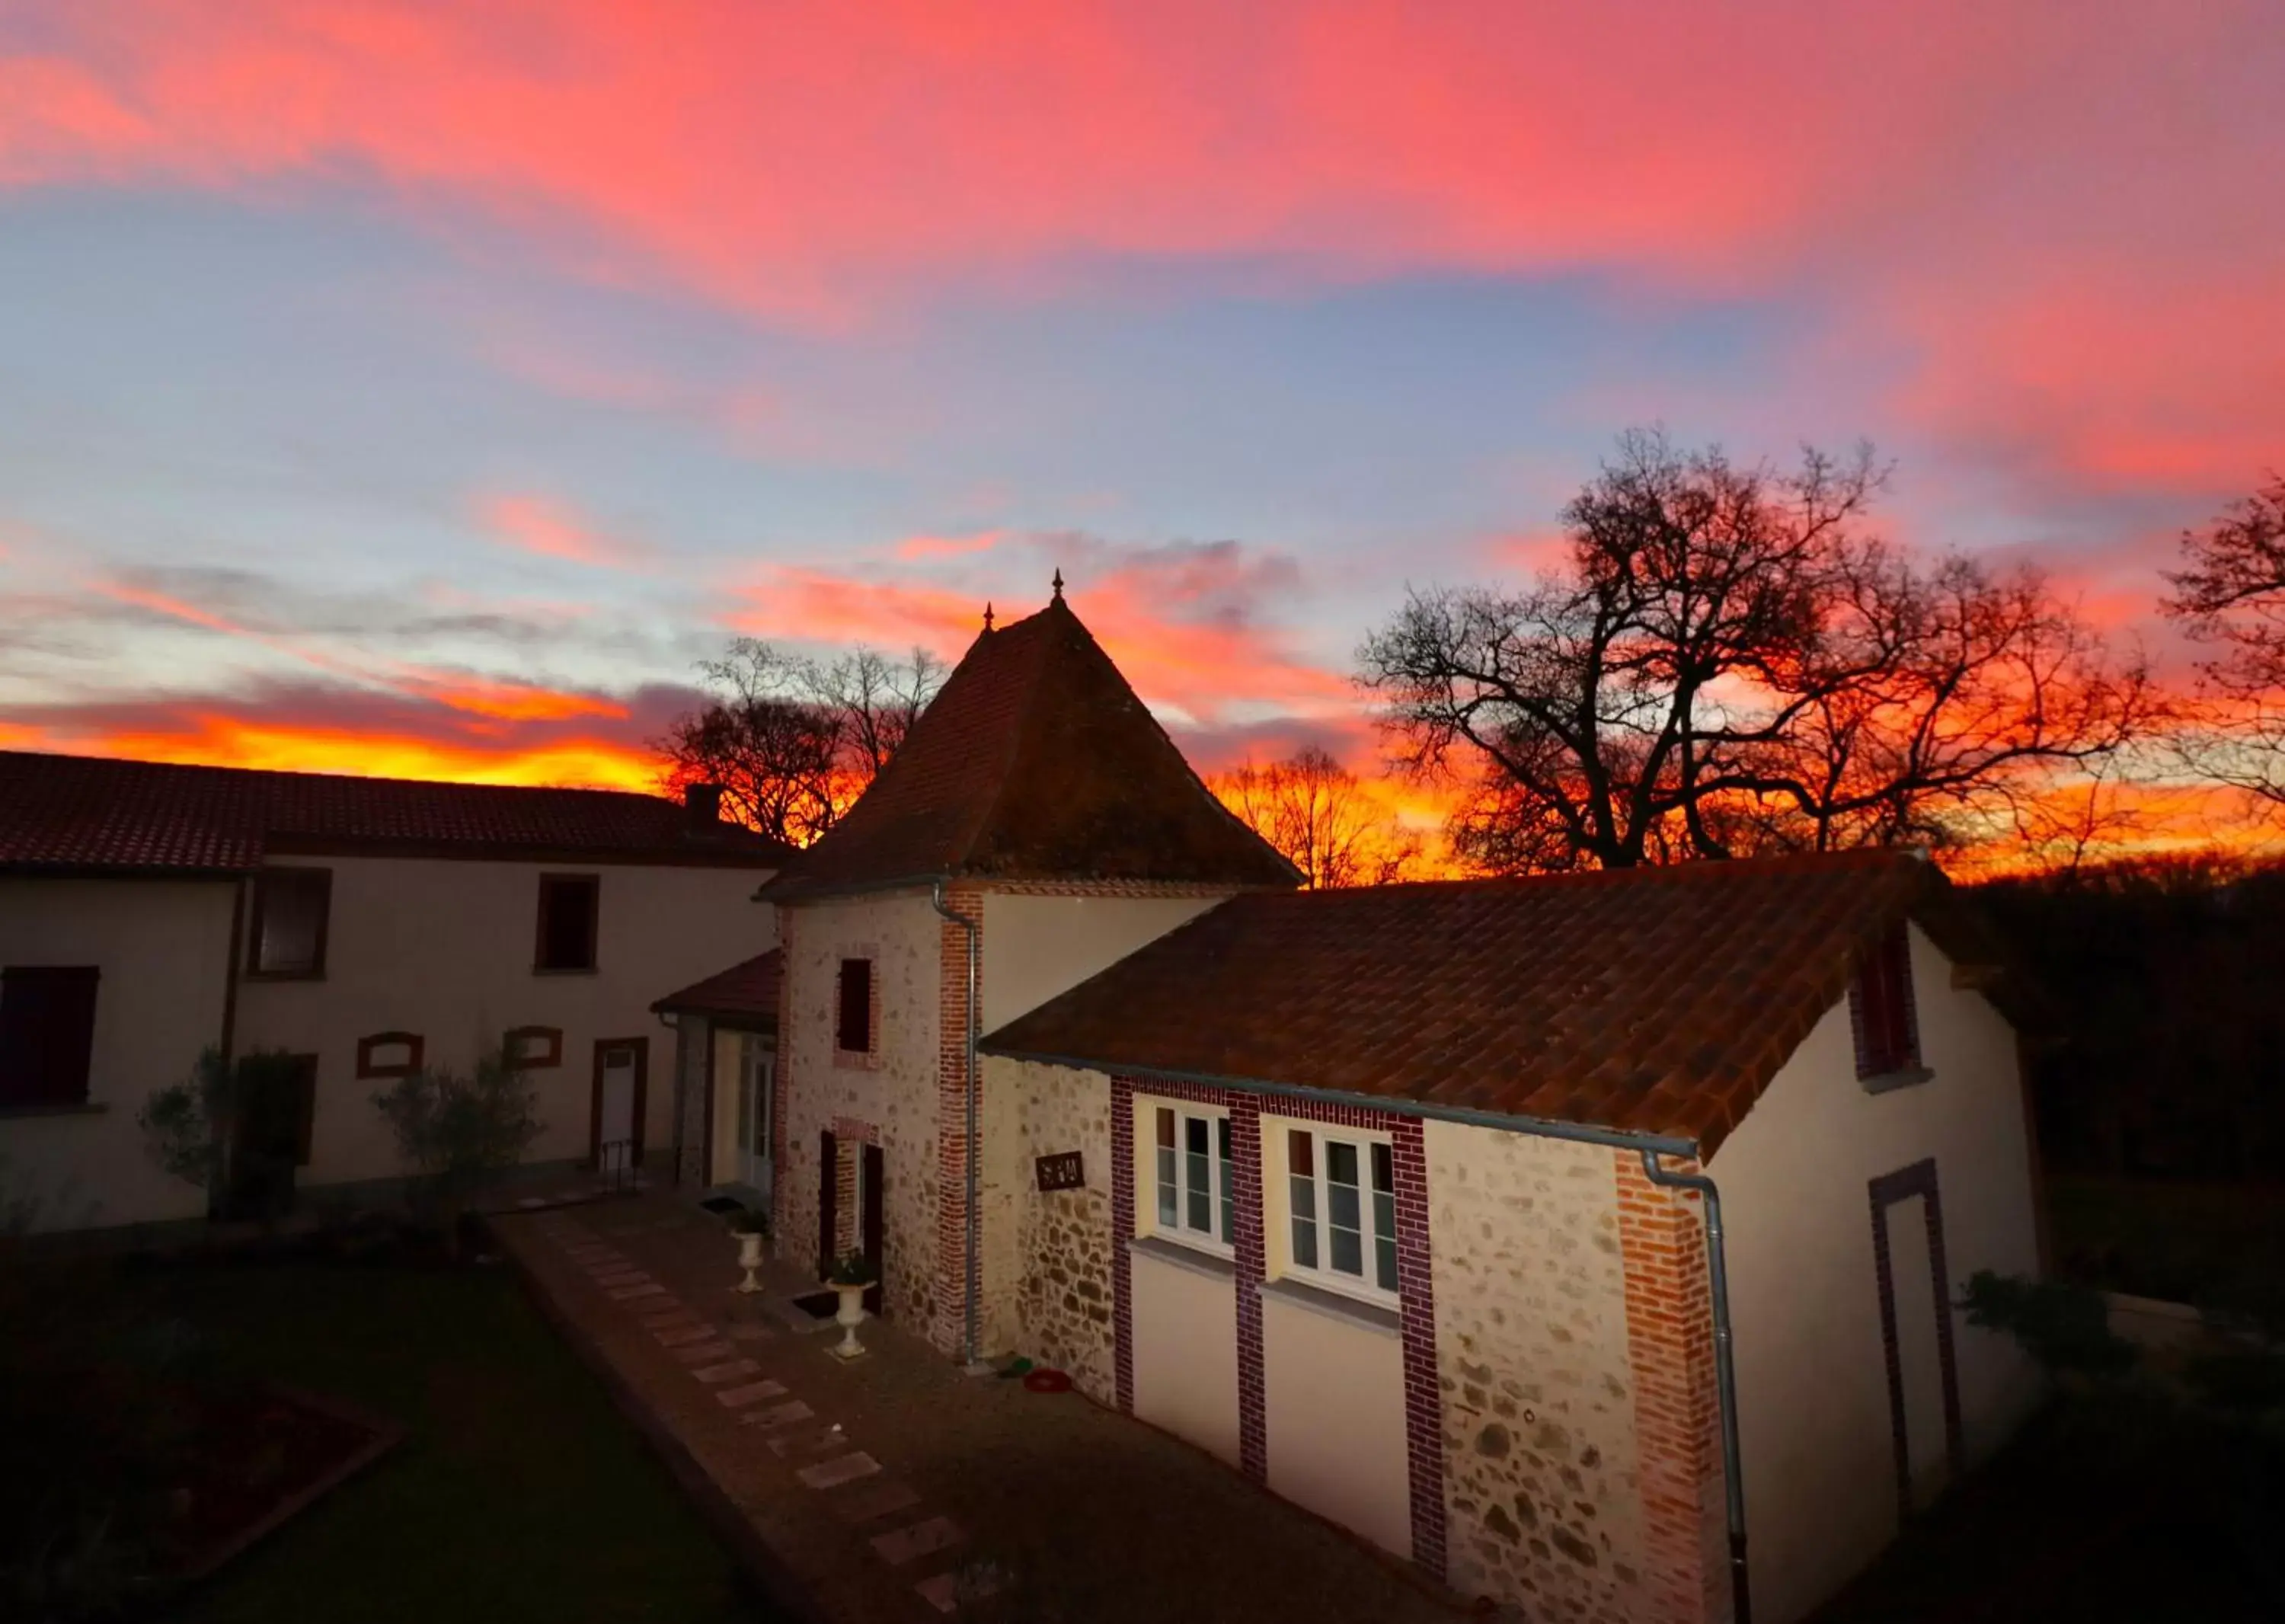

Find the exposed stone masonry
[[1427, 1123, 1649, 1621], [997, 1058, 1116, 1402]]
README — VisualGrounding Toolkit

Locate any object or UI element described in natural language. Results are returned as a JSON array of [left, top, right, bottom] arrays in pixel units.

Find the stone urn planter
[[826, 1252, 874, 1360], [728, 1213, 769, 1294]]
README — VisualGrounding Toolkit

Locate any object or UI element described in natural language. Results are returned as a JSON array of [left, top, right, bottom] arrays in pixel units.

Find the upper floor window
[[249, 867, 331, 978], [1850, 922, 1923, 1082], [1282, 1125, 1398, 1300], [1150, 1101, 1232, 1252], [836, 958, 874, 1054], [535, 874, 599, 973], [0, 965, 100, 1109]]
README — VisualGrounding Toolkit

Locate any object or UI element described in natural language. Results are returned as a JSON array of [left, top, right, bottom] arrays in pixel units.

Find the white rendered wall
[[1709, 922, 2042, 1624], [1261, 1290, 1411, 1558], [233, 855, 775, 1190], [1130, 1245, 1242, 1466], [0, 878, 237, 1231], [978, 891, 1226, 1033]]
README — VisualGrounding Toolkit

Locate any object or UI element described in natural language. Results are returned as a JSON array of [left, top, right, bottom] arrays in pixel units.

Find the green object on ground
[[999, 1356, 1034, 1379]]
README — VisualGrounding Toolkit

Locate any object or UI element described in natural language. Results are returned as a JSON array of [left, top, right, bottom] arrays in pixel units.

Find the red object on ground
[[1021, 1368, 1072, 1394]]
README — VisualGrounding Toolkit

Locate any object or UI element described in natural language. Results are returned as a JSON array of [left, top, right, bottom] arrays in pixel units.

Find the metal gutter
[[929, 880, 983, 1364], [1639, 1149, 1751, 1624], [976, 1046, 1700, 1157]]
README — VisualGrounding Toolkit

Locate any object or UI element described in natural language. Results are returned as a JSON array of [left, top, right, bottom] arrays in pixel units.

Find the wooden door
[[589, 1037, 647, 1169], [817, 1128, 839, 1279], [225, 1052, 315, 1220]]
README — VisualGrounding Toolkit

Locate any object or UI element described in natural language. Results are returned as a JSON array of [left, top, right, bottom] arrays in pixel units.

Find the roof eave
[[0, 862, 254, 881], [754, 869, 951, 905], [977, 1043, 1701, 1158]]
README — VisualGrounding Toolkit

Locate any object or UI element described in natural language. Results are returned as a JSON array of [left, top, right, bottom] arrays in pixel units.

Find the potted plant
[[727, 1208, 769, 1293], [826, 1249, 875, 1360]]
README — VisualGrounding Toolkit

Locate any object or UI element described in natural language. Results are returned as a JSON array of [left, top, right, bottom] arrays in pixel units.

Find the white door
[[737, 1035, 774, 1196], [598, 1045, 638, 1151]]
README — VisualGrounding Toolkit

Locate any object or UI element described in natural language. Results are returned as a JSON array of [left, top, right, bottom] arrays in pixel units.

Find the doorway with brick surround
[[1869, 1158, 1964, 1520]]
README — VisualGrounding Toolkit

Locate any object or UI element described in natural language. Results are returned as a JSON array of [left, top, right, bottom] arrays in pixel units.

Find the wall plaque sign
[[1034, 1150, 1085, 1192]]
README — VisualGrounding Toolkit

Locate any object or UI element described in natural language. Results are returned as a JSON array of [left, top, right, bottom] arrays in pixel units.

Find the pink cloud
[[84, 574, 628, 724], [2, 5, 2278, 511], [477, 492, 646, 567], [896, 529, 1011, 561], [727, 533, 1351, 726]]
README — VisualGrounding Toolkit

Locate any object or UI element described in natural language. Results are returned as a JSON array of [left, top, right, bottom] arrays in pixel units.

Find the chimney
[[683, 782, 724, 827]]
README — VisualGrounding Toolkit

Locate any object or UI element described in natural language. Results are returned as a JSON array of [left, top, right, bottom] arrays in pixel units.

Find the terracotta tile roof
[[0, 750, 793, 874], [651, 948, 783, 1022], [982, 849, 2018, 1156], [762, 595, 1299, 901]]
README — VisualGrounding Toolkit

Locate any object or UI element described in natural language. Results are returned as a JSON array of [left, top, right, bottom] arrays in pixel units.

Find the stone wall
[[774, 889, 945, 1334], [1426, 1121, 1649, 1621], [990, 1057, 1116, 1401]]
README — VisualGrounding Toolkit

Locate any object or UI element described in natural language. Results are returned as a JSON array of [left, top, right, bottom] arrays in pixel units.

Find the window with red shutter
[[1849, 922, 1923, 1084], [836, 958, 874, 1054], [0, 965, 101, 1109]]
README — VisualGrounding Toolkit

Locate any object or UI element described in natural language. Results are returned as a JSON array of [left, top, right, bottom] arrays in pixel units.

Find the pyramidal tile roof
[[983, 849, 2025, 1157], [763, 593, 1300, 901], [0, 750, 792, 874]]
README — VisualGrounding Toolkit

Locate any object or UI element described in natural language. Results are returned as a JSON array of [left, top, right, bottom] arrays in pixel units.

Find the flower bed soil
[[166, 1383, 403, 1581]]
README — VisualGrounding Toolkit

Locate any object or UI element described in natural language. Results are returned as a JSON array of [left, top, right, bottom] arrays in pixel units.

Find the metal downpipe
[[1640, 1149, 1751, 1624], [930, 880, 983, 1365]]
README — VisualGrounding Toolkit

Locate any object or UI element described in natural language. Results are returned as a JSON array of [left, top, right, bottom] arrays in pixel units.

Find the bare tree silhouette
[[2164, 475, 2285, 812], [1361, 428, 2152, 872], [654, 640, 944, 846]]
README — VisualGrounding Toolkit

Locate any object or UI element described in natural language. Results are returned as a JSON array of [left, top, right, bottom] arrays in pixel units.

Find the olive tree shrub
[[370, 1036, 544, 1231]]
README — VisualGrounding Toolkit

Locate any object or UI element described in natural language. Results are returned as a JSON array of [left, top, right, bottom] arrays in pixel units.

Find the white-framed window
[[1147, 1101, 1233, 1252], [1281, 1125, 1398, 1300]]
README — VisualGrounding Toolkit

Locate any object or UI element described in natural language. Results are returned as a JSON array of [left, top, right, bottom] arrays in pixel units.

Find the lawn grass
[[106, 1254, 767, 1624]]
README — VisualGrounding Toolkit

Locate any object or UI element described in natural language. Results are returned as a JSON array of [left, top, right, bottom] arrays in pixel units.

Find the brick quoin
[[1389, 1115, 1446, 1581], [831, 1114, 880, 1257], [1615, 1152, 1731, 1624], [933, 882, 986, 1357], [1109, 1074, 1136, 1414], [769, 909, 795, 1243], [1229, 1092, 1267, 1482]]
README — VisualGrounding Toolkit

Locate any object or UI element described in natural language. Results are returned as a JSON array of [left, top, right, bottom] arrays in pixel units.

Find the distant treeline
[[1975, 855, 2285, 1185]]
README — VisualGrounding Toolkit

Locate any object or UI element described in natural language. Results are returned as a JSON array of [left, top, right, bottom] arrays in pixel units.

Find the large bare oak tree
[[1360, 430, 2152, 872], [654, 640, 944, 846], [2164, 475, 2285, 810]]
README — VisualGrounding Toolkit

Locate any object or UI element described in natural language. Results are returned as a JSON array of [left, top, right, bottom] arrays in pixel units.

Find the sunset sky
[[2, 3, 2280, 854]]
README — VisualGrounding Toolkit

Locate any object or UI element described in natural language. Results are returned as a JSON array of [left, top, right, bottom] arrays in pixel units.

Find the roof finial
[[1051, 567, 1065, 600], [982, 601, 995, 632]]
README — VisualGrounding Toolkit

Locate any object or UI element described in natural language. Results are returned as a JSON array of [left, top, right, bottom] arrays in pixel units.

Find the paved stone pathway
[[526, 1208, 984, 1616], [497, 1197, 1456, 1624]]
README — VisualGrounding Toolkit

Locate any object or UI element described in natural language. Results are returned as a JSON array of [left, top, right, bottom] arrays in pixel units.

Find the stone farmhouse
[[1, 585, 2048, 1623], [0, 751, 787, 1231], [708, 587, 2047, 1624]]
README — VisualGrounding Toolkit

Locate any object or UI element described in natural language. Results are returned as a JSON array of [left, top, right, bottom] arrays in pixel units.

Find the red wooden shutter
[[1849, 923, 1919, 1077], [0, 966, 100, 1108], [836, 959, 872, 1053]]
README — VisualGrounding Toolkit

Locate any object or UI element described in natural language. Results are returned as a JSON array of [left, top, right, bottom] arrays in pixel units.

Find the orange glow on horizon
[[11, 714, 663, 794]]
